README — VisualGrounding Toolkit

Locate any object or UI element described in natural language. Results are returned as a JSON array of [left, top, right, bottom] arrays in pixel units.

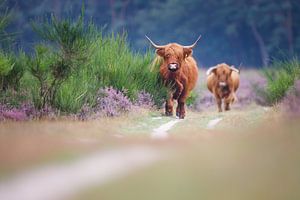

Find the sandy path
[[0, 113, 231, 200], [151, 119, 181, 139], [0, 146, 162, 200], [206, 118, 223, 129]]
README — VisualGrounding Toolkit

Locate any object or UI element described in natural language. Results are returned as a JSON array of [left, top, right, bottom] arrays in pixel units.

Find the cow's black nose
[[168, 63, 178, 72]]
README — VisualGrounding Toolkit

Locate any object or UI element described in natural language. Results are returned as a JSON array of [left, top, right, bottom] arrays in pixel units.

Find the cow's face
[[145, 35, 201, 72], [215, 66, 232, 88], [207, 63, 239, 89], [156, 44, 192, 72]]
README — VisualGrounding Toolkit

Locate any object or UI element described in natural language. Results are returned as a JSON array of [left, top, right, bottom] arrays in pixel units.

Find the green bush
[[0, 0, 14, 50], [261, 58, 300, 105], [28, 8, 96, 110], [3, 51, 27, 90], [0, 50, 13, 75], [55, 33, 167, 113], [0, 50, 14, 89], [1, 7, 167, 114]]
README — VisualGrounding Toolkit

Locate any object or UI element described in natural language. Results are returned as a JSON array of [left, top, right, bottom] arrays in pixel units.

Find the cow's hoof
[[179, 115, 185, 119], [165, 112, 173, 116]]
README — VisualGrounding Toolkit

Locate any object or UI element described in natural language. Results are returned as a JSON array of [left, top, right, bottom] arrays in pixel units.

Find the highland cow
[[146, 35, 201, 119], [206, 63, 240, 112]]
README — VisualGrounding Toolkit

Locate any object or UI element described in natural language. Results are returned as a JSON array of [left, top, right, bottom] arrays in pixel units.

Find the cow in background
[[206, 63, 240, 112], [146, 35, 201, 119]]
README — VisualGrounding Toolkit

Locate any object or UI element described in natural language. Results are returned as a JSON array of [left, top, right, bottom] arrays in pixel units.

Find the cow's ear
[[183, 48, 193, 58], [156, 48, 165, 57]]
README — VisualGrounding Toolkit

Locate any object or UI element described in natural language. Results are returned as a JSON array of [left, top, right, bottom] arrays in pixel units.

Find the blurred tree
[[0, 0, 14, 50], [2, 0, 300, 66], [131, 0, 300, 66]]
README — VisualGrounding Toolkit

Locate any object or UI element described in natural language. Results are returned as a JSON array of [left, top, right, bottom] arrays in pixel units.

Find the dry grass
[[0, 110, 155, 178], [74, 117, 300, 200]]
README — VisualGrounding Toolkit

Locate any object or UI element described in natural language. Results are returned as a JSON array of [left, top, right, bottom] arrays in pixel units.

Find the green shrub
[[0, 50, 28, 107], [55, 33, 167, 113], [28, 8, 96, 110], [0, 50, 13, 75], [2, 51, 27, 90], [1, 7, 167, 114], [0, 50, 14, 89], [27, 45, 56, 109], [261, 58, 300, 105], [0, 0, 14, 50], [186, 91, 198, 106]]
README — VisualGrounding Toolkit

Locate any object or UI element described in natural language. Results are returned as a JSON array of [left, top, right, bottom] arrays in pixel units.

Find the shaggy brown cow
[[206, 63, 240, 112], [146, 35, 201, 119]]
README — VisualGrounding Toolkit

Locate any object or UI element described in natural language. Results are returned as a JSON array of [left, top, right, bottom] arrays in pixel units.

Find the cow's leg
[[173, 81, 184, 100], [176, 101, 180, 117], [215, 95, 222, 112], [225, 93, 234, 111], [224, 98, 231, 111], [177, 101, 185, 119], [177, 90, 189, 119], [165, 93, 174, 116]]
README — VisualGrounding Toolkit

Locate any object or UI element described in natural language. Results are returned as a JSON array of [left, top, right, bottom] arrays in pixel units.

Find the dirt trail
[[151, 119, 181, 139], [0, 146, 162, 200], [0, 104, 271, 200]]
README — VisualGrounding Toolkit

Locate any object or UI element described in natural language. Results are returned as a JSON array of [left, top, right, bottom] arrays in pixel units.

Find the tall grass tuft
[[56, 33, 167, 113], [258, 58, 300, 105]]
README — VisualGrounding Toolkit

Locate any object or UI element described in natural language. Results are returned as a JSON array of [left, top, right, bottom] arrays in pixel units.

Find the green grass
[[260, 58, 300, 105]]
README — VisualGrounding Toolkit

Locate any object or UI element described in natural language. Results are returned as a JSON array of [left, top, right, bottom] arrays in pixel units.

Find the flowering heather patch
[[280, 80, 300, 117], [95, 87, 132, 117], [37, 105, 57, 119], [236, 70, 267, 107], [135, 91, 154, 108], [77, 103, 92, 121], [0, 103, 37, 121], [193, 89, 215, 111]]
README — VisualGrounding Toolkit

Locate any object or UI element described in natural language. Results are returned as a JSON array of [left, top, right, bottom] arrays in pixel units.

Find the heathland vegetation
[[0, 5, 167, 120], [0, 1, 300, 120]]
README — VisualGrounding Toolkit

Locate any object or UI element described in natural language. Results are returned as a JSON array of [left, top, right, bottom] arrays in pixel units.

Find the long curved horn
[[183, 35, 202, 49], [145, 35, 166, 49], [230, 65, 240, 73], [206, 65, 218, 76]]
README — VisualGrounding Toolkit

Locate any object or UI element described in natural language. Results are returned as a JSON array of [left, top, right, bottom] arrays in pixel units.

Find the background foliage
[[4, 0, 300, 67], [0, 3, 167, 118]]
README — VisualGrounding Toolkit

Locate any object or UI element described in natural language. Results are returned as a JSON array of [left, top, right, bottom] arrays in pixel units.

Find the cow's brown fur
[[155, 43, 199, 119], [207, 63, 240, 112]]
